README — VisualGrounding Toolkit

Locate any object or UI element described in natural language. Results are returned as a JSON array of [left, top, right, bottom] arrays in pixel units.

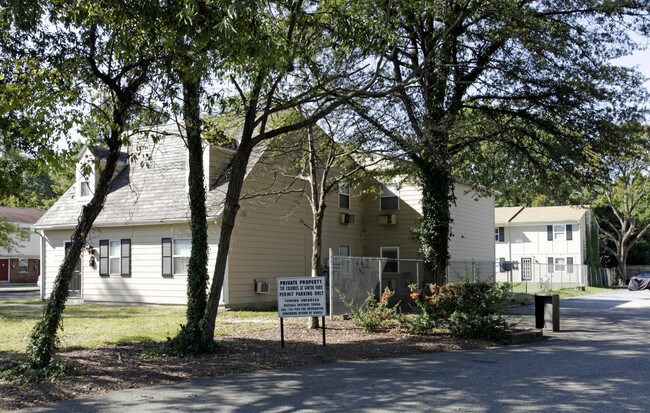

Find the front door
[[65, 243, 82, 298], [0, 259, 8, 282], [521, 258, 532, 281]]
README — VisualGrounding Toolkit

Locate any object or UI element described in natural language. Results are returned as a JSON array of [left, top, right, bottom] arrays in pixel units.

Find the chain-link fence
[[496, 262, 590, 293], [329, 252, 498, 317], [446, 261, 496, 283]]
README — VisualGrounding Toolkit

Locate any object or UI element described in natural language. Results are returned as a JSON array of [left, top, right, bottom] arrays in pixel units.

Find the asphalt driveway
[[20, 289, 650, 413]]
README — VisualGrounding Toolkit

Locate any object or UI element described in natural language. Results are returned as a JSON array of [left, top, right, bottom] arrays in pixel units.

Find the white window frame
[[339, 245, 350, 274], [108, 240, 121, 275], [495, 227, 505, 242], [173, 239, 191, 276], [380, 183, 399, 211], [20, 228, 31, 241], [76, 165, 95, 200], [339, 183, 350, 209], [553, 225, 565, 241], [380, 246, 399, 274], [554, 257, 566, 272]]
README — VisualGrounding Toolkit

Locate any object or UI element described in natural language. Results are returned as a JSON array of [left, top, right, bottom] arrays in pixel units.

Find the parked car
[[627, 273, 650, 291]]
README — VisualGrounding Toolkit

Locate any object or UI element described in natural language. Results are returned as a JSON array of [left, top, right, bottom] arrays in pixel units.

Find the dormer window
[[76, 148, 96, 200], [76, 166, 95, 200]]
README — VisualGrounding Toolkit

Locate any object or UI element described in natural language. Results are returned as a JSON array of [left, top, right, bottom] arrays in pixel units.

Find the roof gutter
[[32, 215, 223, 231]]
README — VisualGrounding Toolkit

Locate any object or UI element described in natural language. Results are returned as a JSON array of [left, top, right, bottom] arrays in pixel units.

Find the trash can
[[534, 294, 560, 332]]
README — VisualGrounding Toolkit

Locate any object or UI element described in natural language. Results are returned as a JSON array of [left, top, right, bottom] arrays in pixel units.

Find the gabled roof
[[495, 205, 589, 225], [0, 206, 46, 224], [35, 122, 266, 230]]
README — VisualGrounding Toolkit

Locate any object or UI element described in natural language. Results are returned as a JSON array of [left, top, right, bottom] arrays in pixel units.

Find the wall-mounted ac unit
[[340, 213, 355, 224], [378, 214, 397, 225], [255, 280, 269, 294]]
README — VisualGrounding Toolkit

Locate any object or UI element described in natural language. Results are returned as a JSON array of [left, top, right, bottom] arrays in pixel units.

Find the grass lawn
[[505, 283, 616, 305], [0, 300, 279, 353]]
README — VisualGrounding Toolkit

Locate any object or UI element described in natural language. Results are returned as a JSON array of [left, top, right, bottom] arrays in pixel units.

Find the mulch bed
[[0, 318, 531, 411]]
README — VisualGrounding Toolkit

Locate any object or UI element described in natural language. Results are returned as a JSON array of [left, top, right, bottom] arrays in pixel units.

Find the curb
[[501, 329, 544, 344]]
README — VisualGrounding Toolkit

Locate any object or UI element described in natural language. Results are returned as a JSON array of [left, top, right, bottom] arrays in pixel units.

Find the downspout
[[506, 207, 525, 284], [32, 229, 46, 301]]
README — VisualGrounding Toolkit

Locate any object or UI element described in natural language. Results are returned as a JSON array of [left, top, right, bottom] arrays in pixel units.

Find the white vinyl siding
[[42, 224, 220, 306]]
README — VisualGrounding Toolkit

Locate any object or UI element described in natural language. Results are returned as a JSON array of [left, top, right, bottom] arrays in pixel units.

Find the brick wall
[[8, 258, 40, 283]]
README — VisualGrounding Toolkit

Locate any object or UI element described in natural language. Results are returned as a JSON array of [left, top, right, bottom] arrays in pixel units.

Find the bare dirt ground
[[0, 318, 516, 411]]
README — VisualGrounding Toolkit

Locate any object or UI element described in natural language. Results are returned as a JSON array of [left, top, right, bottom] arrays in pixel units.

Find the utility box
[[535, 294, 560, 332]]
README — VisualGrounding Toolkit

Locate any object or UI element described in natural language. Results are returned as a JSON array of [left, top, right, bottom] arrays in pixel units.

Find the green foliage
[[162, 324, 216, 358], [585, 215, 603, 285], [445, 282, 510, 339], [401, 282, 511, 339], [344, 288, 398, 332], [0, 359, 73, 385], [0, 217, 20, 252]]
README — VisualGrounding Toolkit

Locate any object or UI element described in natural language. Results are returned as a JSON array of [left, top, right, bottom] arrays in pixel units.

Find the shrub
[[399, 281, 510, 338], [345, 288, 398, 332], [445, 281, 510, 339]]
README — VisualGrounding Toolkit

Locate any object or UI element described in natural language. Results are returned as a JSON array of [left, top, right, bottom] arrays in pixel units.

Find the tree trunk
[[27, 137, 123, 369], [175, 75, 210, 351], [308, 208, 325, 329], [201, 141, 254, 343], [415, 154, 454, 289]]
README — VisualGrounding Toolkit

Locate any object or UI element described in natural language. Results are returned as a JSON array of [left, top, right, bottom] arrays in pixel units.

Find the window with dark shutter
[[498, 227, 505, 242], [566, 224, 573, 241], [548, 257, 554, 273], [162, 238, 172, 277], [99, 240, 109, 276], [547, 225, 553, 241], [121, 239, 131, 276]]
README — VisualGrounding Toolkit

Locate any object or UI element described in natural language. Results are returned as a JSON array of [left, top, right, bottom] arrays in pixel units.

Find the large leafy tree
[[193, 0, 390, 348], [3, 1, 164, 371], [347, 0, 649, 286], [594, 125, 650, 284]]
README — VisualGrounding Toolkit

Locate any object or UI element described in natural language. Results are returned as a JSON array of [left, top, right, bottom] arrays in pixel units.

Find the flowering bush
[[399, 281, 510, 338], [345, 287, 398, 332]]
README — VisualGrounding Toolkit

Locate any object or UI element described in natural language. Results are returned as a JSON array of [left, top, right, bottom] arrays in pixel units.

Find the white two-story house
[[495, 206, 591, 285]]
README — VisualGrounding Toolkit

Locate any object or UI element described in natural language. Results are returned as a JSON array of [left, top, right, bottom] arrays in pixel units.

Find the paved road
[[20, 289, 650, 412]]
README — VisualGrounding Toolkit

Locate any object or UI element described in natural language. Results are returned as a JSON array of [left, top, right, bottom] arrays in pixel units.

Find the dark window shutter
[[99, 240, 109, 276], [547, 225, 553, 241], [499, 257, 505, 272], [121, 239, 131, 276], [498, 227, 505, 242], [548, 257, 554, 273], [567, 257, 574, 273], [162, 238, 172, 277], [566, 224, 573, 240]]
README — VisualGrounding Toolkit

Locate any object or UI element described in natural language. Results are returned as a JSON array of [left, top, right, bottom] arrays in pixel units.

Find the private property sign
[[277, 276, 326, 317]]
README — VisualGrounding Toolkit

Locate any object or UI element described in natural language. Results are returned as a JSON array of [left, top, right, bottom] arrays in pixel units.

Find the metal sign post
[[277, 276, 327, 347]]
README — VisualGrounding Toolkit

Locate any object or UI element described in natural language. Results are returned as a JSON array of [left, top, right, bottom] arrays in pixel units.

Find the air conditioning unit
[[378, 214, 397, 225], [255, 280, 269, 294], [340, 213, 354, 224]]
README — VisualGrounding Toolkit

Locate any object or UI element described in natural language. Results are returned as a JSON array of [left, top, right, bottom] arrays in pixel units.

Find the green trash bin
[[534, 294, 559, 332]]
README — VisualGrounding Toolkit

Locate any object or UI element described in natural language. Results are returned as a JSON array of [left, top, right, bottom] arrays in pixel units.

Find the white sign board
[[277, 276, 326, 317]]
